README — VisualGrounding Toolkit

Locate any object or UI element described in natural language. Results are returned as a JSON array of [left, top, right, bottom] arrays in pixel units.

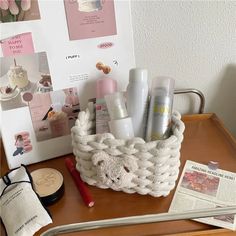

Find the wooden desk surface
[[1, 113, 236, 236]]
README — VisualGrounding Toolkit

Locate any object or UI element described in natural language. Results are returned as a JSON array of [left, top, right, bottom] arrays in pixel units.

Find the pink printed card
[[0, 32, 35, 57], [64, 0, 117, 40]]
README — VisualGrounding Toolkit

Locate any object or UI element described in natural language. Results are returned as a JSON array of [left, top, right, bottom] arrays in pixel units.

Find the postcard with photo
[[28, 87, 80, 142], [0, 0, 41, 23], [0, 51, 52, 111], [64, 0, 117, 40]]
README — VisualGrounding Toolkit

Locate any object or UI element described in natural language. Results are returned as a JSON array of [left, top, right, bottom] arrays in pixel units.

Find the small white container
[[105, 92, 134, 140], [108, 118, 134, 139], [126, 68, 149, 139]]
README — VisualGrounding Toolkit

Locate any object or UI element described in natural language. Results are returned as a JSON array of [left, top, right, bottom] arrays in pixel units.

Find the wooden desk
[[1, 114, 236, 236]]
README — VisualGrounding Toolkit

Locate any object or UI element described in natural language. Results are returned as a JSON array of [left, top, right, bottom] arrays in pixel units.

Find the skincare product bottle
[[96, 77, 117, 134], [105, 92, 134, 140], [126, 68, 149, 139], [146, 76, 175, 141]]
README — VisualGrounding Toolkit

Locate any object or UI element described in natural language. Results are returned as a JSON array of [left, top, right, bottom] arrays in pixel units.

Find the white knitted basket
[[71, 103, 185, 197]]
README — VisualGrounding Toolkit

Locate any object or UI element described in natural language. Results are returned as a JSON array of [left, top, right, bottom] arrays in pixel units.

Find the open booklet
[[169, 160, 236, 230]]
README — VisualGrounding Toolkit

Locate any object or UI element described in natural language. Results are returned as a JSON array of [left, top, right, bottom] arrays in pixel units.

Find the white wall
[[131, 1, 236, 137]]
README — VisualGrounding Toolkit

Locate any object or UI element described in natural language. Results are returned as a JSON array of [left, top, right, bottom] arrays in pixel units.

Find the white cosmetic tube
[[127, 68, 149, 139]]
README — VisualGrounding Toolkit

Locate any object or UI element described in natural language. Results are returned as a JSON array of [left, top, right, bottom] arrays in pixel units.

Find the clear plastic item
[[95, 77, 117, 134], [105, 92, 127, 120], [105, 92, 134, 140], [146, 76, 175, 141], [126, 68, 149, 139]]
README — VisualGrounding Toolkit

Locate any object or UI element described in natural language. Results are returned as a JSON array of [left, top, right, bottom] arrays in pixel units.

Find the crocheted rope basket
[[71, 103, 185, 197]]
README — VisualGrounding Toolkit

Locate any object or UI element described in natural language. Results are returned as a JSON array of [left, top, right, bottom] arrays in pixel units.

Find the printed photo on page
[[64, 0, 117, 40], [28, 87, 80, 141], [12, 131, 32, 157], [169, 160, 236, 230], [0, 51, 52, 111], [0, 0, 40, 23]]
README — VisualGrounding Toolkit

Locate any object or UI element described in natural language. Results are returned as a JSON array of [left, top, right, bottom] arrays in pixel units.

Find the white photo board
[[0, 0, 135, 169]]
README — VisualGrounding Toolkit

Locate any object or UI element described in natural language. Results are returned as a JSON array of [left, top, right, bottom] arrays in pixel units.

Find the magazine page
[[169, 160, 236, 230], [0, 0, 135, 169]]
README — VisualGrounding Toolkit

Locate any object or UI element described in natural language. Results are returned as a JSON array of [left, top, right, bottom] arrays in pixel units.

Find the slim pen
[[65, 158, 94, 207]]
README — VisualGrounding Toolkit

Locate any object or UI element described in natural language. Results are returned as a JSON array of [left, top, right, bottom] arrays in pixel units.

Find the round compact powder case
[[31, 168, 64, 206]]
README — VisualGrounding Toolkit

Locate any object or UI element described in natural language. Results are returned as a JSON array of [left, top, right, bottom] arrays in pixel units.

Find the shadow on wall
[[210, 64, 236, 137]]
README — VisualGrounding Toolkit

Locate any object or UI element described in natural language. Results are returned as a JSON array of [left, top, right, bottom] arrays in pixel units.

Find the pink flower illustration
[[21, 0, 30, 11], [0, 0, 9, 10], [8, 0, 19, 15]]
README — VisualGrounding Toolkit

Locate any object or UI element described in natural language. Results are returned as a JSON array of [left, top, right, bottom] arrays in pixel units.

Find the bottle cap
[[96, 77, 117, 99], [105, 92, 128, 120], [152, 76, 175, 96], [129, 68, 148, 84]]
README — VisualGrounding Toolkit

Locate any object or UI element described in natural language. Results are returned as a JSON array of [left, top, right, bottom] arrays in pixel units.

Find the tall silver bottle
[[126, 68, 149, 139], [146, 76, 175, 141]]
